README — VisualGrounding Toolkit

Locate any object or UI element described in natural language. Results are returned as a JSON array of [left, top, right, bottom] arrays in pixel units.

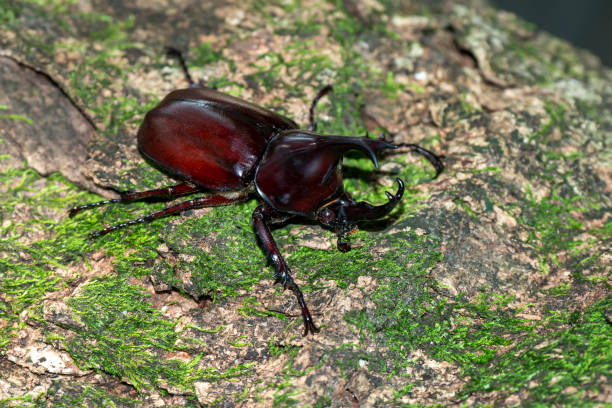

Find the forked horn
[[343, 178, 405, 221]]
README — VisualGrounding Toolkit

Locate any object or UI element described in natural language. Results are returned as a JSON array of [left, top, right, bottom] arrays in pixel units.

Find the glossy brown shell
[[137, 87, 298, 191]]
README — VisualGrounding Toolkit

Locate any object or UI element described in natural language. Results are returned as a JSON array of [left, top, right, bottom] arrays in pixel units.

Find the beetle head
[[255, 130, 405, 252], [317, 178, 405, 252]]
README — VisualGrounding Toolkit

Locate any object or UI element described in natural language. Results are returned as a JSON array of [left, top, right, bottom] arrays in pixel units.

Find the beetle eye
[[319, 207, 336, 225]]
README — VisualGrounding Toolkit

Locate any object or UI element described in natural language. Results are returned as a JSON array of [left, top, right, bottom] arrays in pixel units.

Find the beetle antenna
[[396, 143, 445, 178], [308, 85, 333, 131], [165, 46, 196, 88]]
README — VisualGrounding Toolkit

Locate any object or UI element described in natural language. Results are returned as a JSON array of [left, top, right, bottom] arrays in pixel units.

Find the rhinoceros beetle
[[70, 47, 444, 336]]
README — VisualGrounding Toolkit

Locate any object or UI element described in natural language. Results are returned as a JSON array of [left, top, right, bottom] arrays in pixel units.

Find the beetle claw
[[303, 321, 320, 336], [273, 271, 290, 288], [337, 233, 352, 252], [301, 307, 320, 336]]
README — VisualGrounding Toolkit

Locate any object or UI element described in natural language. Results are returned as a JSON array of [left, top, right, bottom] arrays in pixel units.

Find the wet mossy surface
[[1, 0, 611, 406]]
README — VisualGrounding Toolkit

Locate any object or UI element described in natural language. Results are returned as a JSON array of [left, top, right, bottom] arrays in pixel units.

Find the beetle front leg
[[308, 85, 333, 131], [336, 233, 352, 253], [252, 203, 319, 336], [396, 143, 445, 178]]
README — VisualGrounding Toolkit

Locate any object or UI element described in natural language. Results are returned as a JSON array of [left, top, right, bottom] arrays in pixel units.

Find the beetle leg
[[336, 235, 351, 253], [308, 85, 333, 131], [395, 143, 445, 178], [89, 192, 248, 237], [336, 223, 358, 253], [252, 203, 319, 336], [69, 182, 201, 217], [165, 46, 207, 88], [165, 46, 197, 88]]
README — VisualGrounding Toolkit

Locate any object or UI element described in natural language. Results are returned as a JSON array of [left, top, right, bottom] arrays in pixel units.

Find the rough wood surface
[[0, 0, 610, 406]]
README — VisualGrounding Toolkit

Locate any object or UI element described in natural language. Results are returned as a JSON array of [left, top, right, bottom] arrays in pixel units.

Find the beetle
[[69, 48, 444, 336]]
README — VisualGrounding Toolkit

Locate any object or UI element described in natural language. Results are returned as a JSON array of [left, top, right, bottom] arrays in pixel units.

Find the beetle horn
[[342, 178, 405, 221]]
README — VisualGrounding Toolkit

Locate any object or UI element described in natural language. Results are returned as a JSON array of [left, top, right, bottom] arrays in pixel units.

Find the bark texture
[[0, 0, 610, 406]]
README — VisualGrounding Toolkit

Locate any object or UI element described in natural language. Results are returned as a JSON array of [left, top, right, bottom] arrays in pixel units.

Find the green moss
[[312, 394, 333, 408], [66, 275, 253, 392], [453, 197, 478, 220], [191, 41, 224, 66], [255, 338, 330, 407], [250, 0, 434, 140], [507, 95, 609, 281], [45, 380, 141, 408], [0, 393, 43, 408], [156, 201, 268, 299], [287, 231, 443, 376], [239, 296, 287, 321], [518, 184, 587, 274], [69, 198, 166, 279], [460, 296, 612, 406], [272, 388, 301, 408], [67, 52, 153, 131], [274, 13, 323, 38], [0, 104, 34, 124], [0, 165, 255, 391], [0, 168, 95, 351], [0, 2, 19, 27], [354, 254, 519, 370]]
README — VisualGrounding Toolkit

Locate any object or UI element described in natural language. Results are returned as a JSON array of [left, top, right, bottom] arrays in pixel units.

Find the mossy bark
[[0, 0, 610, 406]]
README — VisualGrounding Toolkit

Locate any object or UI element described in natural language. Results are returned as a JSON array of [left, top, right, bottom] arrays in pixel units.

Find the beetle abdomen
[[138, 88, 298, 191]]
